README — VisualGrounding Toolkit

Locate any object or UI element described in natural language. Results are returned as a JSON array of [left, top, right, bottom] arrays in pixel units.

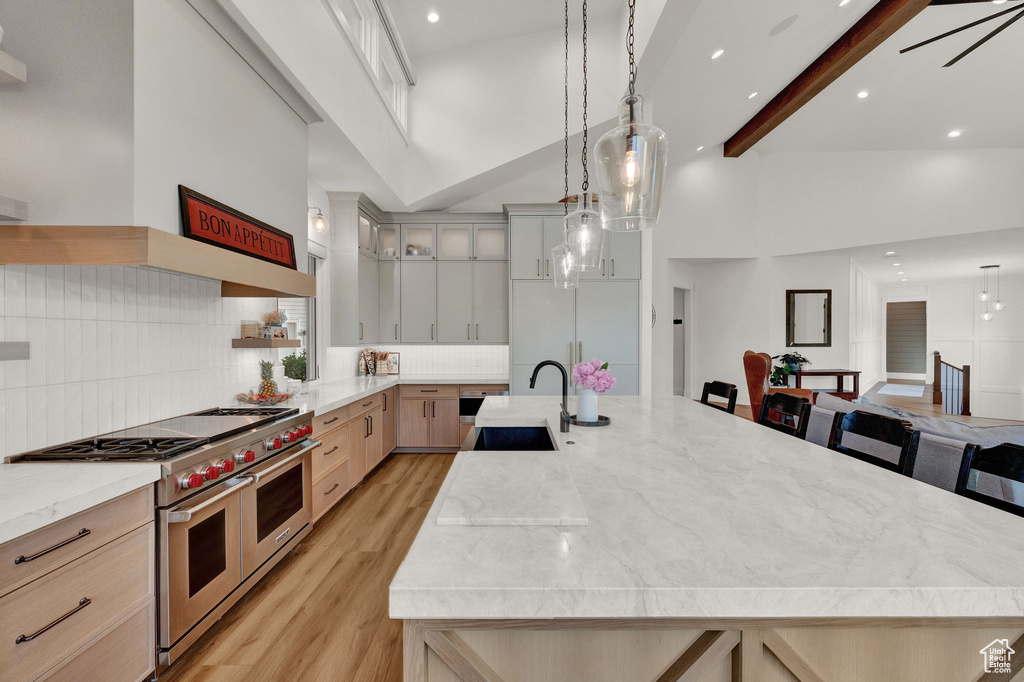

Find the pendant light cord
[[564, 0, 570, 216], [581, 0, 590, 192], [627, 0, 636, 96]]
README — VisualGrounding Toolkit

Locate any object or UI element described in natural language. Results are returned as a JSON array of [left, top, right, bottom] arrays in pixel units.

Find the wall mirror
[[786, 289, 832, 347]]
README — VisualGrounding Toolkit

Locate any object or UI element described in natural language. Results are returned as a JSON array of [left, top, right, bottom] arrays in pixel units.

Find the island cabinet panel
[[381, 387, 398, 455], [399, 398, 432, 448], [429, 399, 460, 448], [43, 600, 155, 682]]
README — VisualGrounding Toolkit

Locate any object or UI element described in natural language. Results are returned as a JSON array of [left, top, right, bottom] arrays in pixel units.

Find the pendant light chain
[[581, 0, 590, 192], [627, 0, 636, 96], [564, 0, 570, 216]]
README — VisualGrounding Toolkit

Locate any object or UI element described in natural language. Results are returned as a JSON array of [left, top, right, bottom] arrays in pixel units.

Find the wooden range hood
[[0, 225, 315, 298]]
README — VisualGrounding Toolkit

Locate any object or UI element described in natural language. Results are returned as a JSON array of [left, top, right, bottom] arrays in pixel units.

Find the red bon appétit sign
[[178, 185, 297, 270]]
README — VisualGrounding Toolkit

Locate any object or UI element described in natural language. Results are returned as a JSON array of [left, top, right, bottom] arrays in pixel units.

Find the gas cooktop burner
[[19, 437, 210, 462], [192, 407, 292, 417]]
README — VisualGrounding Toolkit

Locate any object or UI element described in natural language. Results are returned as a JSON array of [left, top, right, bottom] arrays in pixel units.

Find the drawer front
[[314, 404, 350, 437], [311, 421, 355, 481], [313, 459, 351, 520], [399, 384, 459, 398], [0, 524, 154, 682], [0, 487, 153, 597], [42, 599, 154, 682], [460, 384, 509, 394], [349, 392, 383, 418]]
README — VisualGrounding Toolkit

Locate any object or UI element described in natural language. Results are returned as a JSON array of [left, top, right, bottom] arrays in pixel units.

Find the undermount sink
[[471, 426, 556, 452]]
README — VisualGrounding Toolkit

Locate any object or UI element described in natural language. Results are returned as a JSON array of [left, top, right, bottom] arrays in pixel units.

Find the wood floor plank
[[159, 453, 454, 682]]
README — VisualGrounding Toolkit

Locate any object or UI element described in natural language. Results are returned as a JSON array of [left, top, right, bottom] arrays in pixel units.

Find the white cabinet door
[[541, 216, 566, 281], [329, 250, 359, 346], [379, 260, 401, 343], [607, 231, 641, 279], [358, 253, 379, 344], [511, 280, 575, 395], [436, 262, 474, 343], [473, 224, 508, 260], [509, 216, 544, 280], [575, 280, 639, 395], [437, 224, 473, 261], [472, 261, 509, 343], [400, 261, 437, 342]]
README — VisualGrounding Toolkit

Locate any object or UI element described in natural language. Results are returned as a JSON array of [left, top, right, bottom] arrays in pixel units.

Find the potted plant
[[769, 353, 810, 387], [282, 350, 306, 382], [572, 360, 616, 423]]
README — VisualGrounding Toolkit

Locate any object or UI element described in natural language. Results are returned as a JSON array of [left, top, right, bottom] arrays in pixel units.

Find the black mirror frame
[[786, 289, 832, 347]]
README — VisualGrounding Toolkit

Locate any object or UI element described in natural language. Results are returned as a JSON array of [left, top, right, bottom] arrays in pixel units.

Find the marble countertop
[[294, 374, 509, 415], [390, 395, 1024, 620], [0, 462, 162, 545]]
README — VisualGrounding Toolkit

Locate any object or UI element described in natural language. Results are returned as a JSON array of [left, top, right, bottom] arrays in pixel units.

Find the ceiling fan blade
[[943, 7, 1024, 65], [929, 0, 1015, 5], [900, 2, 1023, 53]]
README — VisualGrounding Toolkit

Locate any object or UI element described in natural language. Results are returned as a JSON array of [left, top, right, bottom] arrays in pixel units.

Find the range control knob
[[203, 466, 220, 481], [181, 473, 204, 490], [303, 425, 314, 437], [219, 459, 235, 474], [267, 438, 283, 451], [236, 450, 256, 464], [286, 431, 299, 443]]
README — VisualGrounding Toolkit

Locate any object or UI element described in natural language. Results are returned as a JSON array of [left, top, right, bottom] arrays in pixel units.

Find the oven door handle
[[243, 440, 321, 484], [166, 478, 252, 523]]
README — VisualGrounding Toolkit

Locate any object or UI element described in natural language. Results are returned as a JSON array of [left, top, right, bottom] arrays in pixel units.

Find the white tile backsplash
[[321, 344, 509, 380], [0, 264, 279, 460]]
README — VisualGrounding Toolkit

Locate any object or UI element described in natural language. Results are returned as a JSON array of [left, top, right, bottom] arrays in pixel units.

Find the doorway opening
[[886, 301, 927, 380], [673, 288, 689, 396]]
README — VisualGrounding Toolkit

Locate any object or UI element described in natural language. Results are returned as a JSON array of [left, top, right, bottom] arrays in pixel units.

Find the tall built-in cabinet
[[508, 208, 642, 396], [328, 195, 509, 346]]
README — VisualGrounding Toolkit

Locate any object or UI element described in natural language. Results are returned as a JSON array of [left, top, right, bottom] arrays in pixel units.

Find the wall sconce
[[309, 206, 329, 234]]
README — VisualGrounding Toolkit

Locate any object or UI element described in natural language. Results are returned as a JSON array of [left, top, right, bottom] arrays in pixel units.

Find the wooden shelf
[[0, 196, 28, 221], [232, 338, 301, 349], [0, 49, 27, 84], [0, 225, 316, 298]]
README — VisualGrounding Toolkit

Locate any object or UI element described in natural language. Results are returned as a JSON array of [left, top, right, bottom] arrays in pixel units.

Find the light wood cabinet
[[363, 406, 384, 470], [398, 397, 431, 448], [381, 387, 398, 456], [429, 398, 460, 447], [313, 458, 351, 521]]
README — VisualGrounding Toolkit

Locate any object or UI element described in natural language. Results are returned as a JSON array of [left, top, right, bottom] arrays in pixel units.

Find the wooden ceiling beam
[[723, 0, 933, 158]]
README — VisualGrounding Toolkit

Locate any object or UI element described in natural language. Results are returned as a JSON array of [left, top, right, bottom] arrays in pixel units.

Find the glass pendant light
[[552, 241, 580, 289], [552, 0, 581, 290], [562, 3, 604, 271], [979, 265, 991, 301], [565, 193, 604, 270], [993, 265, 1006, 310], [594, 0, 669, 232]]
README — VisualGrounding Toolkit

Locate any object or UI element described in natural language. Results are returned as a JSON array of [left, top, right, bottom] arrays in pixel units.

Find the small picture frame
[[267, 326, 289, 340], [385, 353, 400, 375]]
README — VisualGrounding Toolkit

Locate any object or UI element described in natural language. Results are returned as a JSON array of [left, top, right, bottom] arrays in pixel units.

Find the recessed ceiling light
[[857, 90, 869, 99], [840, 0, 852, 5], [993, 0, 1008, 4], [892, 262, 901, 266], [885, 251, 896, 255], [696, 146, 705, 152], [711, 49, 725, 60], [901, 278, 909, 282], [897, 271, 905, 275], [948, 130, 962, 138], [426, 11, 440, 22], [747, 92, 758, 99]]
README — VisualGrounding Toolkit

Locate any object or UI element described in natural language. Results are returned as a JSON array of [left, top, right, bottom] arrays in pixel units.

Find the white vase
[[577, 388, 599, 423]]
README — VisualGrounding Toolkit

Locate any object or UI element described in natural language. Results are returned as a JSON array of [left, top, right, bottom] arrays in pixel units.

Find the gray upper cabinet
[[437, 224, 473, 261], [472, 261, 509, 343], [378, 224, 400, 261], [401, 261, 437, 342], [436, 262, 474, 342], [577, 231, 641, 280], [358, 213, 378, 258], [379, 260, 401, 343], [357, 253, 379, 344], [402, 224, 437, 260], [509, 216, 565, 280], [473, 224, 508, 260]]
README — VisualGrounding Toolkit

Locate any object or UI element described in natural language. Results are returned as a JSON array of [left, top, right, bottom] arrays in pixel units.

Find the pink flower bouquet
[[572, 360, 616, 393]]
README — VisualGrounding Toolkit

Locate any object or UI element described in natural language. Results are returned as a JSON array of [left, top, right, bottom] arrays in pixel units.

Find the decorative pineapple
[[258, 360, 278, 397]]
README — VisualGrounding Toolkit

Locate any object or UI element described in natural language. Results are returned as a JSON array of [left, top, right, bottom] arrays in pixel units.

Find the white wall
[[133, 0, 308, 261], [880, 277, 1024, 421], [850, 262, 884, 389], [0, 264, 278, 459], [0, 0, 134, 225]]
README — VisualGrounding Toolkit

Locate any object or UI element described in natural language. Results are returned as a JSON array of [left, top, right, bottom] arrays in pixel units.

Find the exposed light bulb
[[993, 300, 1006, 311], [982, 311, 994, 321], [979, 291, 991, 301], [621, 148, 640, 188], [310, 209, 329, 234]]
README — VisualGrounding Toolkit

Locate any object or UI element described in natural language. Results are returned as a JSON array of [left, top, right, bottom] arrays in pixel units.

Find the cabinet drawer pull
[[546, 259, 550, 278], [601, 259, 605, 276], [431, 323, 435, 340], [476, 324, 480, 340], [323, 446, 340, 456], [421, 389, 438, 392], [467, 323, 471, 340], [365, 416, 370, 438], [359, 322, 364, 340], [15, 528, 91, 564], [16, 597, 91, 644], [323, 483, 340, 496], [383, 392, 387, 411], [536, 259, 540, 277], [362, 400, 372, 407], [323, 416, 340, 425], [432, 401, 436, 418], [423, 400, 427, 418], [611, 259, 615, 277], [369, 415, 373, 436], [394, 323, 398, 340]]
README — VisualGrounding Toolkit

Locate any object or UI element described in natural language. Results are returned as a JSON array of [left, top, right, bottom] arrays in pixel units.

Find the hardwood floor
[[864, 379, 1022, 425], [159, 452, 454, 682]]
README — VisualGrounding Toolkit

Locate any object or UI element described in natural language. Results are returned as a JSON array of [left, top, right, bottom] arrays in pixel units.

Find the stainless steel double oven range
[[11, 406, 319, 671]]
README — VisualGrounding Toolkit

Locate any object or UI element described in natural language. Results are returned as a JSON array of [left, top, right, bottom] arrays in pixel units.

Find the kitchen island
[[390, 396, 1024, 682]]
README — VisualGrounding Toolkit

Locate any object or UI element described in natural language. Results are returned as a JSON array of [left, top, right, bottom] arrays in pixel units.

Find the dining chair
[[911, 438, 979, 493], [954, 442, 1024, 517], [829, 410, 921, 477], [758, 392, 812, 439], [700, 381, 738, 414]]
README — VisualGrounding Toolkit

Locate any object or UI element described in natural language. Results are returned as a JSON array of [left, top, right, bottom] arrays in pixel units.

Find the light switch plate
[[0, 342, 30, 361]]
